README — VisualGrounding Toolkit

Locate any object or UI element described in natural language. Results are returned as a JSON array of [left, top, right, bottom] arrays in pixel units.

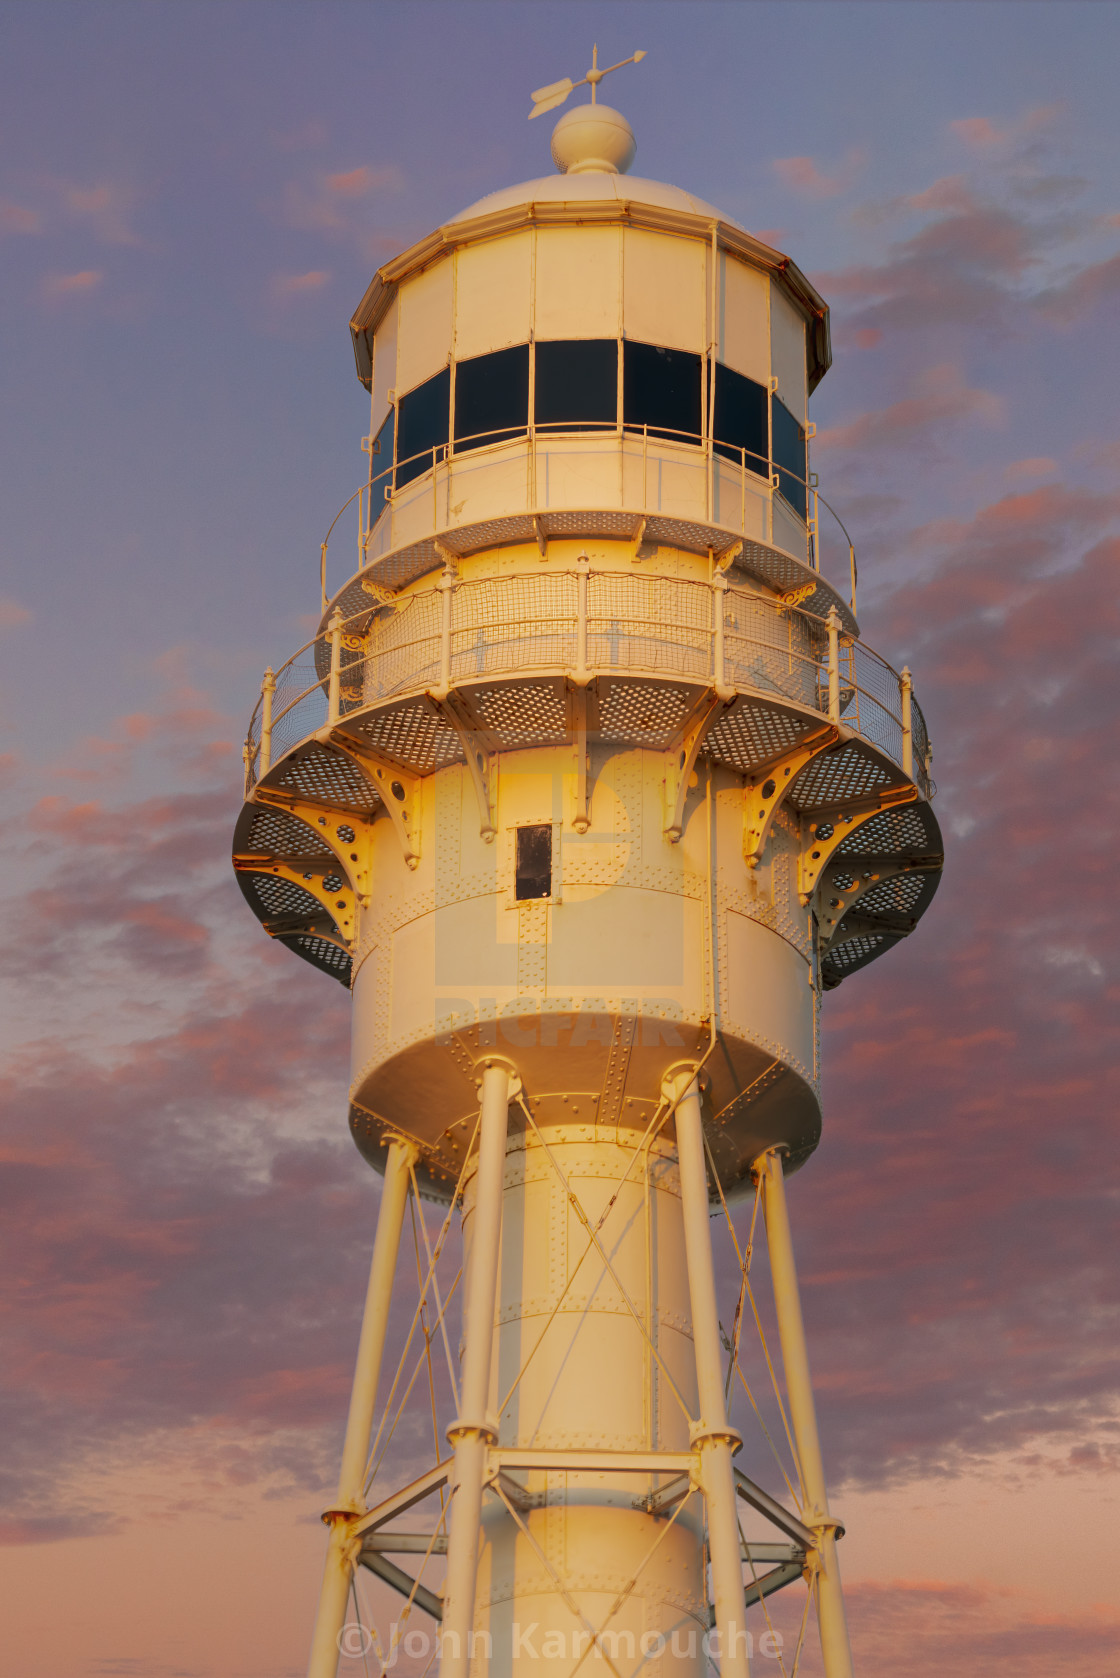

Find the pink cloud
[[276, 161, 404, 238], [0, 597, 32, 628], [773, 147, 866, 199], [1004, 457, 1058, 482], [270, 269, 331, 301], [816, 364, 1005, 454], [54, 177, 143, 246], [949, 103, 1064, 152], [0, 199, 41, 235], [41, 269, 103, 299]]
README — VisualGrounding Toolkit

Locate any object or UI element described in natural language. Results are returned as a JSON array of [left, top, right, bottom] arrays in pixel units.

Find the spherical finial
[[551, 103, 636, 175]]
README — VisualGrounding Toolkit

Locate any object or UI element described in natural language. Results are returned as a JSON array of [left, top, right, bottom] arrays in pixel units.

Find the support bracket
[[816, 851, 942, 949], [798, 785, 919, 904], [325, 727, 422, 870], [248, 786, 375, 906], [664, 687, 728, 842], [742, 723, 839, 868], [254, 909, 352, 955], [566, 679, 600, 833], [428, 688, 498, 842], [233, 852, 358, 946]]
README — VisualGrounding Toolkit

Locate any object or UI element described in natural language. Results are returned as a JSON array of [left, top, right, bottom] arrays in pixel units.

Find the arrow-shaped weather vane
[[529, 43, 646, 120]]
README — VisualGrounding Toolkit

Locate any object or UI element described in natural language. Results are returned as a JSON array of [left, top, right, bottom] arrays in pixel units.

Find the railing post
[[259, 666, 275, 776], [327, 611, 343, 725], [826, 606, 840, 724], [320, 543, 328, 614], [900, 665, 914, 780], [575, 553, 590, 684], [849, 543, 858, 617], [712, 571, 732, 701], [242, 740, 253, 798], [436, 565, 455, 699]]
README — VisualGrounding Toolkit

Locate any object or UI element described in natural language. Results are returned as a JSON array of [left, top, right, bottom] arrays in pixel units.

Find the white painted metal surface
[[231, 84, 944, 1678]]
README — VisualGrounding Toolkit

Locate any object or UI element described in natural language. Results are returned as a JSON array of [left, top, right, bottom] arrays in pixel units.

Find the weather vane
[[528, 43, 647, 120]]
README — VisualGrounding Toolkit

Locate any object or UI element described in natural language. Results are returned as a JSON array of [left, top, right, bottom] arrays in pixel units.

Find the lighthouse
[[233, 52, 942, 1678]]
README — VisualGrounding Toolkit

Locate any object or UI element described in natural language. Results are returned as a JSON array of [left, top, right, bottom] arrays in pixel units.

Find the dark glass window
[[772, 397, 807, 519], [535, 340, 618, 431], [368, 407, 394, 522], [395, 367, 449, 488], [713, 364, 768, 477], [515, 824, 552, 901], [454, 344, 530, 453], [623, 341, 703, 444]]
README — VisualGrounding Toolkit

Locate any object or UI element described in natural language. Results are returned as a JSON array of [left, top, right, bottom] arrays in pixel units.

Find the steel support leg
[[759, 1149, 854, 1678], [670, 1073, 751, 1678], [440, 1063, 513, 1678], [307, 1136, 418, 1678]]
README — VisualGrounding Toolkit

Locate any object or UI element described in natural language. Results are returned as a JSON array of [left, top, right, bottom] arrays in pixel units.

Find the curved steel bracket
[[247, 786, 375, 906], [324, 727, 422, 870], [798, 785, 919, 905], [816, 850, 942, 950], [427, 688, 498, 842], [664, 687, 727, 842], [742, 722, 839, 868]]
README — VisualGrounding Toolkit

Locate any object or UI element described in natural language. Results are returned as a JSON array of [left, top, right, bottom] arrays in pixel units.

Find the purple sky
[[2, 4, 1119, 1675]]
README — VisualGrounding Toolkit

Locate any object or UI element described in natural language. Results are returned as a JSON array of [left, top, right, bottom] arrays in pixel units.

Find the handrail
[[243, 568, 933, 804], [322, 423, 852, 612]]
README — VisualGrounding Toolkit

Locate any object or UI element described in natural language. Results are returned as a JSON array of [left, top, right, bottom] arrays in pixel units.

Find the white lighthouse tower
[[234, 53, 941, 1678]]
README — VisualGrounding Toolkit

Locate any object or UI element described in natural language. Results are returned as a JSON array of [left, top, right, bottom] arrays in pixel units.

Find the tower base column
[[670, 1072, 751, 1678], [758, 1149, 854, 1678], [307, 1136, 418, 1678]]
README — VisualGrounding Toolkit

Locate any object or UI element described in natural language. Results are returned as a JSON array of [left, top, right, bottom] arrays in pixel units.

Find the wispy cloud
[[0, 199, 41, 235], [270, 269, 331, 302], [41, 269, 104, 299], [773, 146, 866, 200], [0, 597, 33, 628], [275, 161, 404, 240], [816, 364, 1005, 455], [949, 103, 1065, 153]]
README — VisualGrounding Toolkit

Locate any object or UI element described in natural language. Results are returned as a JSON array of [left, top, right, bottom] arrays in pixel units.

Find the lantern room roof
[[449, 170, 734, 227]]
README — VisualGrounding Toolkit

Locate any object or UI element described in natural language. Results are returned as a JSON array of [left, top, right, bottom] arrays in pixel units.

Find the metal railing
[[319, 424, 858, 612], [244, 568, 933, 801]]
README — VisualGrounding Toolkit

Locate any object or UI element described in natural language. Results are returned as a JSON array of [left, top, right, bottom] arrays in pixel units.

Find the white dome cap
[[551, 103, 636, 175]]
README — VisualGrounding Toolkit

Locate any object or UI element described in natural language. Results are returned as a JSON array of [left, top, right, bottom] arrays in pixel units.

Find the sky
[[1, 1, 1119, 1674]]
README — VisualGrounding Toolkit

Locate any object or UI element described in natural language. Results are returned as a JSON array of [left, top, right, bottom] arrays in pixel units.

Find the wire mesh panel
[[911, 699, 935, 798], [366, 592, 442, 700], [271, 656, 328, 756], [724, 588, 819, 708], [845, 640, 904, 768], [450, 571, 577, 682], [588, 572, 711, 680]]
